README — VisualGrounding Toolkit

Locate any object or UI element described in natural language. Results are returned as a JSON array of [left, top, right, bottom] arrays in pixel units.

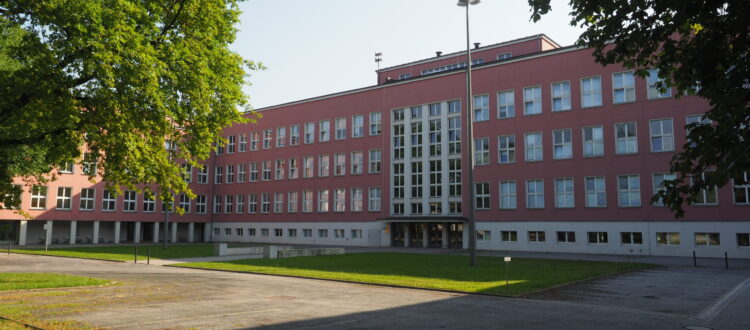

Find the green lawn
[[0, 273, 109, 291], [174, 253, 652, 296], [12, 244, 215, 262]]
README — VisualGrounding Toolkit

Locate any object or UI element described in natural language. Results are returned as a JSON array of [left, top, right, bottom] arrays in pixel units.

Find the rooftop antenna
[[375, 52, 382, 70]]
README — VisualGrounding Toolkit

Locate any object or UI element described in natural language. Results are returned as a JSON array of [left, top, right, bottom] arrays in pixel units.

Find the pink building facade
[[2, 34, 749, 258]]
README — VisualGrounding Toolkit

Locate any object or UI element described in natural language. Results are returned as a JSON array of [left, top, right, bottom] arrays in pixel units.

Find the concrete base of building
[[9, 221, 204, 247]]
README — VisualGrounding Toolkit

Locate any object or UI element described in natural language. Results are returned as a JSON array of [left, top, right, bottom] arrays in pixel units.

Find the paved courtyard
[[1, 252, 749, 329]]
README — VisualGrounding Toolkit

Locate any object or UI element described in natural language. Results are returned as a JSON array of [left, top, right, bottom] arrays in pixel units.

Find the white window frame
[[523, 85, 542, 115], [497, 90, 515, 119], [551, 81, 571, 112], [581, 76, 602, 108]]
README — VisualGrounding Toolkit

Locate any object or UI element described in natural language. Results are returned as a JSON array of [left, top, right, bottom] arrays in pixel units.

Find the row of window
[[474, 115, 708, 164], [215, 113, 383, 155], [476, 230, 750, 248], [214, 227, 364, 240], [212, 187, 382, 214], [26, 186, 199, 213], [201, 150, 382, 184], [464, 69, 671, 122]]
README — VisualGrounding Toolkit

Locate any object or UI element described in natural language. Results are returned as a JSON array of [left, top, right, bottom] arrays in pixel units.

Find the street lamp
[[458, 0, 480, 266]]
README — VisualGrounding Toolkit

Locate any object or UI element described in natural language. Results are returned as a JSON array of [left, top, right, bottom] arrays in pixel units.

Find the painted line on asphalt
[[696, 276, 750, 321], [104, 308, 281, 329]]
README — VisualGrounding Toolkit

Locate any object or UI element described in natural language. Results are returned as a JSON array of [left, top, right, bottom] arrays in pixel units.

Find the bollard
[[725, 252, 728, 269], [147, 248, 151, 265], [7, 240, 10, 255], [693, 251, 697, 267], [134, 246, 138, 264]]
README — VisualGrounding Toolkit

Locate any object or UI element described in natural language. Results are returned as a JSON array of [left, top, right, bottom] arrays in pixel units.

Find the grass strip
[[0, 273, 109, 291], [11, 244, 215, 262], [174, 252, 652, 296]]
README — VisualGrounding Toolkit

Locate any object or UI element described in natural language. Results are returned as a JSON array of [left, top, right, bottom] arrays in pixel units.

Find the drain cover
[[684, 326, 713, 330]]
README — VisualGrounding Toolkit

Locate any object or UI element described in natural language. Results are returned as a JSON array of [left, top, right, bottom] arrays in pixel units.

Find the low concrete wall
[[277, 247, 345, 258], [214, 243, 345, 259]]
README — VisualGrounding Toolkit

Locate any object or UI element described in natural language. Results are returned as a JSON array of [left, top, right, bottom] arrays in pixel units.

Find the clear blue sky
[[233, 0, 584, 109]]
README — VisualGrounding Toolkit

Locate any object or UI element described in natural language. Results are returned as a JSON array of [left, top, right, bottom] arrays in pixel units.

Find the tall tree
[[0, 0, 257, 210], [529, 0, 750, 217]]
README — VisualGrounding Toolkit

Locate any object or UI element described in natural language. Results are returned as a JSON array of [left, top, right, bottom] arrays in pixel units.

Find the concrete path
[[2, 253, 749, 329]]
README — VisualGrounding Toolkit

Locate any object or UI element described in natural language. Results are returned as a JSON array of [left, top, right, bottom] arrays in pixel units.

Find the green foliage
[[528, 0, 750, 217], [176, 253, 652, 296], [13, 244, 215, 261], [0, 0, 258, 209]]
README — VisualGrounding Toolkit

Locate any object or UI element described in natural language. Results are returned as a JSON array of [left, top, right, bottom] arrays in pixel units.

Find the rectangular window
[[318, 189, 329, 212], [288, 228, 297, 237], [275, 228, 283, 237], [647, 69, 671, 99], [411, 106, 422, 119], [553, 129, 573, 159], [261, 228, 269, 237], [448, 159, 461, 197], [181, 194, 192, 213], [318, 229, 328, 238], [302, 190, 313, 213], [475, 182, 490, 209], [143, 191, 155, 213], [351, 229, 362, 239], [733, 171, 750, 204], [473, 95, 489, 122], [585, 176, 606, 208], [263, 129, 272, 149], [334, 153, 346, 176], [351, 151, 363, 175], [352, 115, 364, 138], [368, 149, 381, 173], [197, 165, 208, 184], [656, 232, 680, 245], [248, 194, 257, 213], [287, 191, 297, 213], [334, 229, 345, 239], [350, 188, 363, 212], [523, 86, 542, 115], [260, 193, 270, 213], [615, 122, 638, 154], [290, 124, 300, 146], [274, 192, 284, 213], [429, 119, 441, 156], [225, 165, 234, 183], [102, 189, 116, 212], [56, 187, 72, 210], [60, 162, 74, 174], [526, 179, 544, 209], [524, 132, 543, 161], [551, 81, 571, 112], [123, 190, 137, 212], [320, 120, 331, 142], [288, 158, 299, 179], [652, 173, 676, 206], [475, 138, 489, 165], [497, 90, 515, 119], [497, 135, 515, 164], [196, 195, 207, 214], [501, 230, 518, 242], [302, 156, 314, 178], [613, 71, 636, 103], [448, 116, 461, 155], [181, 163, 192, 183], [557, 231, 576, 243], [581, 76, 602, 108], [224, 195, 234, 213], [238, 133, 247, 152], [393, 123, 404, 159], [80, 188, 95, 211], [618, 175, 641, 207], [250, 131, 259, 151], [429, 103, 441, 117], [214, 166, 223, 184], [393, 163, 404, 199], [368, 187, 381, 211], [304, 122, 315, 144], [499, 181, 517, 209], [226, 135, 236, 154], [274, 159, 285, 180], [411, 121, 422, 158], [650, 118, 675, 152], [250, 162, 259, 182], [369, 112, 382, 136], [335, 117, 346, 140], [334, 188, 346, 212], [213, 195, 222, 214], [587, 232, 608, 244], [695, 232, 720, 246], [736, 233, 749, 247], [237, 163, 246, 183], [276, 127, 286, 148], [476, 230, 492, 241], [319, 155, 330, 177], [528, 231, 546, 242], [224, 228, 232, 236], [303, 229, 312, 238], [620, 232, 643, 244], [583, 126, 604, 157], [554, 178, 574, 208], [429, 160, 442, 198], [82, 153, 96, 176], [236, 228, 244, 236]]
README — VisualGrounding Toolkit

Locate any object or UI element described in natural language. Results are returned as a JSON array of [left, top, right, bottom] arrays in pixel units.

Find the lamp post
[[458, 0, 480, 267]]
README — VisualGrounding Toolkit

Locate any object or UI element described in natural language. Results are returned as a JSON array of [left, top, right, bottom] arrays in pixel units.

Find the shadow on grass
[[177, 253, 652, 296], [12, 244, 215, 261]]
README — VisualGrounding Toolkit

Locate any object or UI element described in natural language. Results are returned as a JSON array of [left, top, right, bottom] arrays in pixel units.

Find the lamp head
[[457, 0, 480, 6]]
